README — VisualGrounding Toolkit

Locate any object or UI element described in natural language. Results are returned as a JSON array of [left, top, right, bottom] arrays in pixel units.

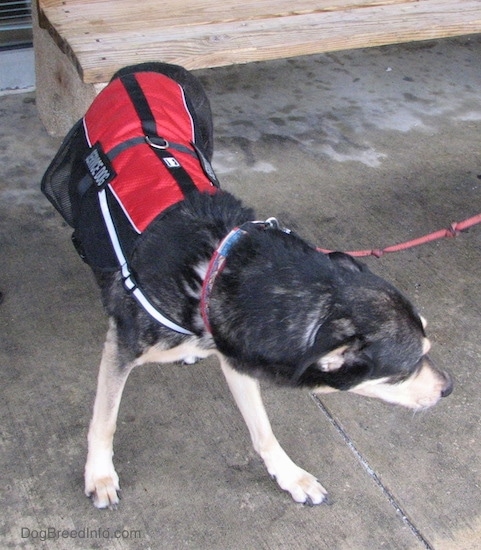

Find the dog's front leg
[[219, 358, 328, 506], [84, 319, 133, 509]]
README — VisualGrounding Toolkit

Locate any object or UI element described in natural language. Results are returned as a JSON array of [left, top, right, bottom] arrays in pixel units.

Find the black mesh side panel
[[40, 120, 89, 228]]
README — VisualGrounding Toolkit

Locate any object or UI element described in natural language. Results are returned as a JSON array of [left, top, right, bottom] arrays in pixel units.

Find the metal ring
[[145, 135, 169, 150], [264, 217, 280, 229]]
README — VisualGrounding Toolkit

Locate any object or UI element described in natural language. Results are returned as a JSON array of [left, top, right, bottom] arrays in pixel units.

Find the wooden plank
[[39, 1, 414, 30], [38, 0, 481, 84], [37, 0, 416, 56]]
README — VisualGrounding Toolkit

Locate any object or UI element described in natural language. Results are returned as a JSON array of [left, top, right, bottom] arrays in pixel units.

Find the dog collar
[[200, 218, 288, 334]]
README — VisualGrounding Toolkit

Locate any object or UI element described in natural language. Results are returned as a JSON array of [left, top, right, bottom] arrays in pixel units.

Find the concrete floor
[[1, 35, 481, 549]]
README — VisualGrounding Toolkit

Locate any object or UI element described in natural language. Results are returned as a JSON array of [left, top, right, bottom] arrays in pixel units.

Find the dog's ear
[[317, 345, 349, 372], [328, 251, 368, 273]]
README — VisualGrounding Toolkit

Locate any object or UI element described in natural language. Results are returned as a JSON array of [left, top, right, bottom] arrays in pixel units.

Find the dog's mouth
[[312, 359, 453, 410], [344, 362, 453, 410]]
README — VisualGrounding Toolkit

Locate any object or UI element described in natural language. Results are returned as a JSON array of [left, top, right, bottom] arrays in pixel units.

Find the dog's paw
[[263, 450, 329, 506], [272, 467, 329, 506], [85, 460, 120, 509]]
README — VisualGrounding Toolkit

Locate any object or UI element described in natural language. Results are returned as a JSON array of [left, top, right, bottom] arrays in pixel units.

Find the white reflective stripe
[[177, 83, 196, 143], [98, 188, 194, 335], [82, 117, 92, 146], [107, 183, 142, 235], [98, 188, 129, 274], [131, 288, 194, 335], [123, 275, 136, 291]]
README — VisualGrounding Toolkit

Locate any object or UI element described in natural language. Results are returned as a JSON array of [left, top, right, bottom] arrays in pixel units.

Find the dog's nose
[[441, 371, 454, 398]]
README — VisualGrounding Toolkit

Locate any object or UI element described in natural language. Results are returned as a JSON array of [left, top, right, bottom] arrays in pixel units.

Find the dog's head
[[209, 228, 453, 411], [303, 252, 453, 410]]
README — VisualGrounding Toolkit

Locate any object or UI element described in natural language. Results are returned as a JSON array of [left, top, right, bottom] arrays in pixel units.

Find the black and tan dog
[[42, 63, 453, 509]]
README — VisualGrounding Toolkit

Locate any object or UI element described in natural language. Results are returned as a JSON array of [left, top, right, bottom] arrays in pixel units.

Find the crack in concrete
[[311, 394, 434, 550]]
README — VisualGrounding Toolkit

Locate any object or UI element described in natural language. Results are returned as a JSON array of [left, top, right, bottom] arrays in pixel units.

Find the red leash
[[316, 212, 481, 258]]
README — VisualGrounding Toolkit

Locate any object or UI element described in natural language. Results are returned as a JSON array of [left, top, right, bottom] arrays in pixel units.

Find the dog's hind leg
[[219, 357, 329, 506], [84, 319, 133, 509]]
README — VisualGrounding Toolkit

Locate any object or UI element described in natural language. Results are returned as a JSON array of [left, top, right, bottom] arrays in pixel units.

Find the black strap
[[119, 73, 157, 135], [119, 73, 198, 196]]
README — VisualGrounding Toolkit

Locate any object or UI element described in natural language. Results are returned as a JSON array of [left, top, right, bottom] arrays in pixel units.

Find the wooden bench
[[34, 0, 481, 135]]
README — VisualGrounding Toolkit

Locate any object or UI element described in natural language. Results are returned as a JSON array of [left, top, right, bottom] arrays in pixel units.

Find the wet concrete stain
[[202, 36, 481, 172]]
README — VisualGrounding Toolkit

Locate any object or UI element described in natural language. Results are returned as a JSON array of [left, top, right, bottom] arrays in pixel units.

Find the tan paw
[[85, 463, 120, 509]]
